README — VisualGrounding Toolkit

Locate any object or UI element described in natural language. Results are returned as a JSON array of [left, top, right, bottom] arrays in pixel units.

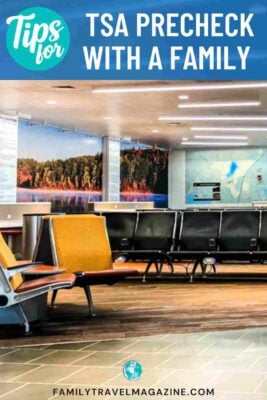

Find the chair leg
[[83, 286, 95, 317], [143, 261, 152, 282], [51, 290, 58, 308], [190, 260, 200, 282], [159, 260, 164, 274], [167, 260, 174, 274], [155, 262, 160, 275], [160, 259, 175, 275], [15, 304, 31, 336]]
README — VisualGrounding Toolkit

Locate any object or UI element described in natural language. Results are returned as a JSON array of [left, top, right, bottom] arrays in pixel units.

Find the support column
[[0, 115, 18, 203], [102, 137, 120, 201], [168, 150, 186, 209]]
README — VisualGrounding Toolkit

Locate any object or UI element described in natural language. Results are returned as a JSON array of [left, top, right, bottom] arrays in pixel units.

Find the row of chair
[[2, 209, 267, 334], [102, 210, 267, 279]]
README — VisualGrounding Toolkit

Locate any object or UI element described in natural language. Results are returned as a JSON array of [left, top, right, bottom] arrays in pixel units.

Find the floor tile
[[211, 372, 265, 393], [0, 384, 67, 400], [221, 393, 267, 400], [46, 342, 96, 351], [114, 352, 174, 368], [15, 346, 48, 350], [12, 365, 82, 384], [29, 350, 91, 365], [164, 332, 209, 342], [72, 351, 130, 367], [245, 344, 267, 356], [162, 341, 211, 355], [159, 354, 214, 369], [0, 382, 24, 396], [83, 339, 137, 352], [121, 340, 173, 353], [0, 349, 50, 364], [1, 328, 267, 400], [241, 329, 267, 344], [0, 349, 18, 356], [204, 355, 257, 372], [0, 363, 39, 381], [255, 376, 267, 393], [155, 369, 220, 388], [200, 330, 247, 343], [59, 366, 121, 385], [200, 341, 251, 357], [248, 356, 267, 372]]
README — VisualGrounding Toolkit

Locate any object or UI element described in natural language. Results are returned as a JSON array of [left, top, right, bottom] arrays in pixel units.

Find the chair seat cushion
[[15, 273, 75, 293], [75, 269, 139, 285]]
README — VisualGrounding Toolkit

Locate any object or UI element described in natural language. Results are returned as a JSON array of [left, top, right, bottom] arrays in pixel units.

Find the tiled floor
[[1, 328, 267, 399]]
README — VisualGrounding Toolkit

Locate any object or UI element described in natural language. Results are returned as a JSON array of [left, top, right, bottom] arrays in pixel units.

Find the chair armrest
[[6, 262, 43, 277]]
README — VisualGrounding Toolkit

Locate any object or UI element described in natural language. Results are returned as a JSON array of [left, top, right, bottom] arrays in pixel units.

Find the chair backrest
[[179, 211, 221, 251], [134, 212, 176, 251], [33, 218, 55, 265], [220, 211, 260, 251], [49, 215, 113, 273], [259, 211, 267, 250], [103, 212, 137, 250], [0, 233, 22, 290]]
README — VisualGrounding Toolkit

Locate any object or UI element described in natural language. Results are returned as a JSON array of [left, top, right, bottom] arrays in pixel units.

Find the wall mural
[[186, 149, 267, 205], [17, 120, 103, 212], [120, 142, 169, 208]]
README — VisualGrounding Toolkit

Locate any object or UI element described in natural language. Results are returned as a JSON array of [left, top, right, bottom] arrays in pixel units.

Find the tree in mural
[[17, 154, 103, 192], [120, 148, 168, 194]]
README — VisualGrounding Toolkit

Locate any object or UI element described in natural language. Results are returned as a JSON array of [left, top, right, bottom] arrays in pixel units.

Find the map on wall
[[186, 149, 267, 205]]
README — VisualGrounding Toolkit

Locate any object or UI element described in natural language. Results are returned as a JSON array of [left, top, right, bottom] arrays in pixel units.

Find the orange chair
[[0, 233, 75, 334], [34, 215, 139, 315]]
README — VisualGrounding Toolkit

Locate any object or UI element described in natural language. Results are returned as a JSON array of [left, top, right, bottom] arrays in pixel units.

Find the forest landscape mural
[[120, 142, 169, 207], [17, 121, 103, 212]]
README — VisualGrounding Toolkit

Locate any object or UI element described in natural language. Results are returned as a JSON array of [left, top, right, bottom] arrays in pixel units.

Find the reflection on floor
[[1, 328, 267, 399], [3, 262, 267, 345]]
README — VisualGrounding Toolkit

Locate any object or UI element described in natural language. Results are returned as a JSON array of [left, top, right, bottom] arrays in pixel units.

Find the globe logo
[[123, 360, 143, 381], [6, 7, 70, 71]]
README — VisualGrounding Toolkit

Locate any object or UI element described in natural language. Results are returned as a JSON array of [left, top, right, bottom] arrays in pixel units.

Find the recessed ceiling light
[[52, 85, 76, 90], [92, 82, 267, 94], [178, 101, 260, 109], [191, 127, 267, 132], [103, 116, 112, 120], [46, 100, 57, 105], [178, 95, 189, 100], [181, 141, 248, 146], [159, 116, 267, 121], [182, 137, 188, 141], [194, 135, 248, 140], [151, 129, 159, 133]]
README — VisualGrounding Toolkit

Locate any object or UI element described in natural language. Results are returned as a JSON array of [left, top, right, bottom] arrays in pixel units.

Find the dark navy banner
[[0, 0, 267, 79]]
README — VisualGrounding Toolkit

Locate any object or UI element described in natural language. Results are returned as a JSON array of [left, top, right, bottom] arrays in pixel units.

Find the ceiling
[[0, 80, 267, 149]]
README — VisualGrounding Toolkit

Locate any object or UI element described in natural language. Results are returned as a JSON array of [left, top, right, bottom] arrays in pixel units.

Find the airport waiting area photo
[[1, 81, 267, 399]]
